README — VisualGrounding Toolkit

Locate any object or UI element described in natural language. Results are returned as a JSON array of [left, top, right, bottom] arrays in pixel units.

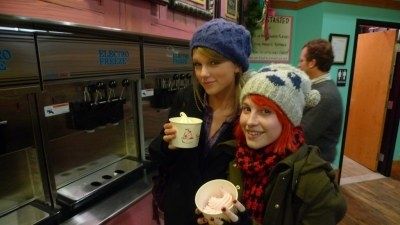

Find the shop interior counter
[[61, 168, 154, 225]]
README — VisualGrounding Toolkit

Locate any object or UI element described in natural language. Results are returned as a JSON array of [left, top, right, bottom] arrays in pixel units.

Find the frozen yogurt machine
[[0, 31, 56, 225], [0, 16, 194, 224], [140, 42, 192, 160], [0, 28, 145, 224], [35, 35, 143, 212]]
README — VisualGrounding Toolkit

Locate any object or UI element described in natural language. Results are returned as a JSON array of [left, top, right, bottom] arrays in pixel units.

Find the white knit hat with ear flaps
[[240, 64, 321, 126]]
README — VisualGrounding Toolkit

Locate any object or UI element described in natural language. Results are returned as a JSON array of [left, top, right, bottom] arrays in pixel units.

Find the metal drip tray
[[57, 159, 142, 203], [0, 204, 49, 225]]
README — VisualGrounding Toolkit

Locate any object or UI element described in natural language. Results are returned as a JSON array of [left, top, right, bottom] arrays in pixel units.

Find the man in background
[[299, 39, 343, 163]]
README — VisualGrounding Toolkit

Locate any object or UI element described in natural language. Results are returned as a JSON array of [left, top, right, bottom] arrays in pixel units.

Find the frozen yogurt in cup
[[195, 179, 238, 222], [169, 112, 203, 148]]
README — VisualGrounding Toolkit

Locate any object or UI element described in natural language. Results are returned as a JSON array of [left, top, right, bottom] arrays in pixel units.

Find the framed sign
[[249, 16, 293, 63], [226, 0, 238, 19], [337, 68, 347, 86], [169, 0, 213, 19], [329, 34, 350, 65]]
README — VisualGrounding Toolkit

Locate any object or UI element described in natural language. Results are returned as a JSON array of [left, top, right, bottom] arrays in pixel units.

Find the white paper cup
[[195, 179, 238, 222], [169, 116, 202, 148]]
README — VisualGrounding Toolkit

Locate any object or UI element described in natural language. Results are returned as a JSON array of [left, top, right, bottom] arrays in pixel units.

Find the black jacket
[[149, 86, 237, 225]]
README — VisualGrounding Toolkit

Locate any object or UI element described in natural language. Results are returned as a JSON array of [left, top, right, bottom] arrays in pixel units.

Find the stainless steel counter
[[58, 159, 142, 203], [61, 169, 154, 225]]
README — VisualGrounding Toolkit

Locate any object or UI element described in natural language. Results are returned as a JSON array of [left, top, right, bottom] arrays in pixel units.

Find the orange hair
[[235, 94, 304, 155]]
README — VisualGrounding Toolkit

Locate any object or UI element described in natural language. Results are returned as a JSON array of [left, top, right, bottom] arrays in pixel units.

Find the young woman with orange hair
[[198, 64, 346, 225]]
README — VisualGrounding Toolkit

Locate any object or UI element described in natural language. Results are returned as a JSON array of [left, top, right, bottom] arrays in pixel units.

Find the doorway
[[339, 19, 400, 185]]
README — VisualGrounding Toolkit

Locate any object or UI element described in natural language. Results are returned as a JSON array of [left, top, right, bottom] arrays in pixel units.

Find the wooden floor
[[340, 156, 385, 185], [339, 156, 400, 225]]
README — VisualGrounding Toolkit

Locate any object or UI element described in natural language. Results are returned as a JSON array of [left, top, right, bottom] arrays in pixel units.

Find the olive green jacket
[[227, 143, 347, 225]]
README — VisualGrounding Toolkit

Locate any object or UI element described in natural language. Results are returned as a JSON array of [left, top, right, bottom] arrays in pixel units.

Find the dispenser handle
[[108, 80, 117, 100], [97, 81, 106, 90], [109, 80, 117, 88], [120, 79, 130, 99], [122, 79, 130, 87], [84, 85, 96, 102], [95, 81, 106, 103]]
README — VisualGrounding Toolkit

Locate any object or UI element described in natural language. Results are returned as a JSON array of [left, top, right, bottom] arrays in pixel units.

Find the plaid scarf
[[236, 146, 282, 224], [236, 129, 304, 224]]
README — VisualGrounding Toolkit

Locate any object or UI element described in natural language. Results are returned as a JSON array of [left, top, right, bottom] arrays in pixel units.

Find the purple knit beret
[[190, 18, 252, 72]]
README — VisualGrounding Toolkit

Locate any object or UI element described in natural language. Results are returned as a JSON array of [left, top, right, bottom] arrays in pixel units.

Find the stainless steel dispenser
[[35, 35, 143, 210], [140, 43, 192, 160], [0, 32, 55, 225]]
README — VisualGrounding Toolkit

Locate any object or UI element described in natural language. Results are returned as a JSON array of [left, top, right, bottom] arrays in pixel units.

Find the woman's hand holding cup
[[162, 122, 177, 149], [196, 200, 251, 225]]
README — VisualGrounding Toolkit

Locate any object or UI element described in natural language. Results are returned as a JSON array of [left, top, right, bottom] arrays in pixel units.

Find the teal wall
[[249, 2, 400, 167], [395, 125, 400, 161], [395, 124, 400, 161], [319, 3, 400, 165]]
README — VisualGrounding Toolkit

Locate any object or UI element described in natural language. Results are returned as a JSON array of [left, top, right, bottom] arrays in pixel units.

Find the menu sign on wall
[[249, 16, 293, 63]]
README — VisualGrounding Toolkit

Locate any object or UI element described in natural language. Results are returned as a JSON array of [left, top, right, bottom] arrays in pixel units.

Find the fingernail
[[221, 207, 226, 212], [197, 218, 207, 224], [233, 200, 246, 212]]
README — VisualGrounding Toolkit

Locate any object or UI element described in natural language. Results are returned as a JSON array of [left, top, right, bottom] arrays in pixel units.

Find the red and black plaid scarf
[[236, 129, 304, 224], [236, 146, 282, 224]]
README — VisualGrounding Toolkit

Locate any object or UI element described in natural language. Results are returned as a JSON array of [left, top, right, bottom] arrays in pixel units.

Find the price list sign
[[250, 16, 293, 63]]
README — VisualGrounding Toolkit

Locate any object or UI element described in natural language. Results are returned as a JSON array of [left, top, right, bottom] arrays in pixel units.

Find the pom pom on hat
[[190, 18, 252, 71], [240, 63, 320, 126], [306, 89, 321, 108]]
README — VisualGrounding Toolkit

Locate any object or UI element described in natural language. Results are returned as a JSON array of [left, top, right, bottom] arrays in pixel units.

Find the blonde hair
[[192, 47, 245, 113]]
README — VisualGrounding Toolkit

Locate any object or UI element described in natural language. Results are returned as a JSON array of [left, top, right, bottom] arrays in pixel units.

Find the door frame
[[338, 19, 400, 181], [379, 51, 400, 176]]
